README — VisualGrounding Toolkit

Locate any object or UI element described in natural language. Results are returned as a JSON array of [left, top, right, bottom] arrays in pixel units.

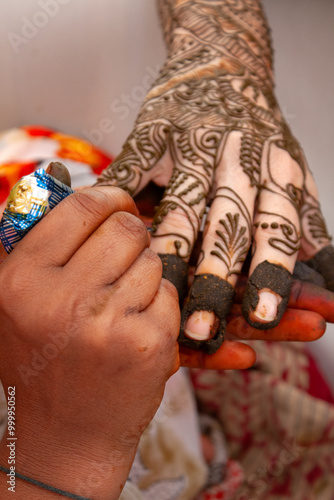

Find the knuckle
[[141, 248, 163, 272], [0, 262, 30, 302], [101, 185, 134, 206], [67, 187, 134, 222], [113, 212, 149, 243], [67, 189, 109, 222], [160, 278, 179, 302]]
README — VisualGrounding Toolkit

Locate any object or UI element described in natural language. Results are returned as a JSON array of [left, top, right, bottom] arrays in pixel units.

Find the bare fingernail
[[184, 310, 216, 341], [252, 288, 282, 323]]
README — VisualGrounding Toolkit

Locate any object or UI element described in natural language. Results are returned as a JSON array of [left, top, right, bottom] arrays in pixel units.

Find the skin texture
[[95, 0, 334, 351]]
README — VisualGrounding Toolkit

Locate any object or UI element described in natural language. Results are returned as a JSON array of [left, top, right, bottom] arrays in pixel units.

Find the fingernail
[[253, 289, 281, 322], [184, 310, 216, 341], [46, 161, 72, 187]]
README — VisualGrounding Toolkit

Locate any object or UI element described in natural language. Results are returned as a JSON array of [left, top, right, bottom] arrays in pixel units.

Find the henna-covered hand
[[95, 0, 334, 352]]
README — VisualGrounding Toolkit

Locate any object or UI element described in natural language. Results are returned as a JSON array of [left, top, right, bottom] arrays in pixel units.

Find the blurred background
[[0, 0, 333, 389]]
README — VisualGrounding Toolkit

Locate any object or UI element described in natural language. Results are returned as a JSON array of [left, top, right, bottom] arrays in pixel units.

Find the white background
[[0, 0, 333, 388]]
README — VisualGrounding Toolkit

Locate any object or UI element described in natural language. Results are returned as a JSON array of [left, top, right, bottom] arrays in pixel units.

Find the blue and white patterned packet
[[0, 168, 74, 253]]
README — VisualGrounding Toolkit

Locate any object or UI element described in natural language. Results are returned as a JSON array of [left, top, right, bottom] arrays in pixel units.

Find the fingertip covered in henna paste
[[242, 260, 293, 330], [293, 261, 326, 288], [179, 274, 235, 354], [159, 253, 189, 304], [304, 245, 334, 292]]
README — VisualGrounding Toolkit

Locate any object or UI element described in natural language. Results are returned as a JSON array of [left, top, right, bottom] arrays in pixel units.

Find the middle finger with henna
[[179, 131, 257, 352], [149, 126, 222, 299]]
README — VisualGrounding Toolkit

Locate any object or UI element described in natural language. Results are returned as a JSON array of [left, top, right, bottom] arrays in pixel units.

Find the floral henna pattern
[[209, 187, 252, 278]]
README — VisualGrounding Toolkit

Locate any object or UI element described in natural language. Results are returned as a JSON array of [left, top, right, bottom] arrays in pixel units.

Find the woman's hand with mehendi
[[95, 0, 334, 352]]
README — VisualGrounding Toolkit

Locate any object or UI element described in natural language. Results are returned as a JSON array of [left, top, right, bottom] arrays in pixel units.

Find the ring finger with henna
[[241, 134, 304, 328], [177, 131, 256, 352]]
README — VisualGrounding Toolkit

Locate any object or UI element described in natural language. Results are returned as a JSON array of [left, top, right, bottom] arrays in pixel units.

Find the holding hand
[[0, 187, 179, 499]]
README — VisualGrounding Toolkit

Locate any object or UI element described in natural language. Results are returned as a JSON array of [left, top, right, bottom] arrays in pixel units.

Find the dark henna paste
[[242, 260, 292, 330], [46, 162, 71, 188], [304, 245, 334, 292], [179, 274, 235, 354], [293, 261, 325, 288], [159, 253, 189, 304]]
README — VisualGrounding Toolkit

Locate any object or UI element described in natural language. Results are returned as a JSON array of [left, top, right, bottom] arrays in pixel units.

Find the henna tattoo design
[[157, 0, 274, 89], [300, 189, 332, 251], [211, 212, 248, 271], [94, 0, 333, 343], [96, 0, 330, 262], [151, 164, 208, 258], [240, 132, 263, 187], [254, 211, 301, 256], [209, 187, 252, 278]]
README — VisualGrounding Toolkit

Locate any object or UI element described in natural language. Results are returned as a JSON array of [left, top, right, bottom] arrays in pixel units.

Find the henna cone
[[46, 161, 72, 188]]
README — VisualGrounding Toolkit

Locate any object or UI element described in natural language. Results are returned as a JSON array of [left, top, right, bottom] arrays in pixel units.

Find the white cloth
[[127, 368, 208, 500]]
